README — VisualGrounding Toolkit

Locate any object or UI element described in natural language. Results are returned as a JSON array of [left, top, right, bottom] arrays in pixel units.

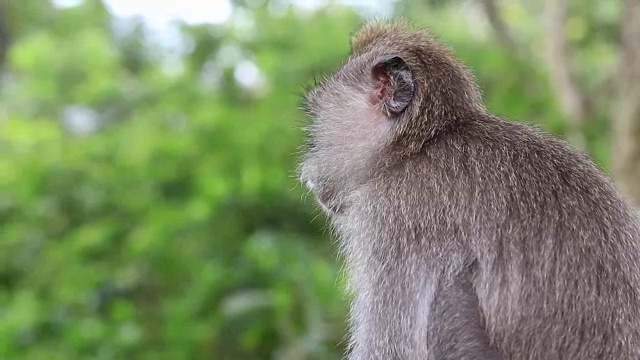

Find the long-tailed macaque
[[299, 20, 640, 360]]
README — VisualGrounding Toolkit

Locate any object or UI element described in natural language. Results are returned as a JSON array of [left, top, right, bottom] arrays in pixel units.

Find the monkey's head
[[299, 20, 484, 216]]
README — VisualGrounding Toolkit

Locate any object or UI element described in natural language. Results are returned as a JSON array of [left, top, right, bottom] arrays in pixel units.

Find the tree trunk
[[544, 0, 591, 150], [0, 0, 9, 74], [478, 0, 518, 54], [611, 0, 640, 206]]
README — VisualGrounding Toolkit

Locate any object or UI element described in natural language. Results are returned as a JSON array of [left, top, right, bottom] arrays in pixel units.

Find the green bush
[[1, 1, 615, 359]]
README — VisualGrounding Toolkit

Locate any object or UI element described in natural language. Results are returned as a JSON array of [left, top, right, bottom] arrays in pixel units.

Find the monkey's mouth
[[305, 180, 344, 215]]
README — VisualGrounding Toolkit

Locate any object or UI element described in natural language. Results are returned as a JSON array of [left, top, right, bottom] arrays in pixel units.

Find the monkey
[[298, 20, 640, 360]]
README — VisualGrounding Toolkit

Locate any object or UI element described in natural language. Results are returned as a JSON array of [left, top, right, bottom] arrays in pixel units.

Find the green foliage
[[1, 0, 616, 359]]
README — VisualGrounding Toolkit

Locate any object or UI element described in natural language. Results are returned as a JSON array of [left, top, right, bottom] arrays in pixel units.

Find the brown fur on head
[[299, 20, 485, 215], [352, 20, 486, 144]]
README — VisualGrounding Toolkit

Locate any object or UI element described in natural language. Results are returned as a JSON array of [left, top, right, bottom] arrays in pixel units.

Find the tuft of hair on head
[[350, 19, 413, 55]]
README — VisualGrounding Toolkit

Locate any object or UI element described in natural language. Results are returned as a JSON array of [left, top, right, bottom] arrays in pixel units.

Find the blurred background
[[1, 0, 639, 359]]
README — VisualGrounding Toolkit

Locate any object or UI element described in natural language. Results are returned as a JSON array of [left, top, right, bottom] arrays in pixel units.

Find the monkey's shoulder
[[450, 117, 605, 183], [382, 117, 627, 213]]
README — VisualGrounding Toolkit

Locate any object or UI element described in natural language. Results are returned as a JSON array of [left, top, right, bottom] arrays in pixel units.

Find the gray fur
[[298, 20, 640, 360]]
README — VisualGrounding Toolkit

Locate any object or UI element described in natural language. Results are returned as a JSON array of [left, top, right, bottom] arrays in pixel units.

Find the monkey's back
[[421, 115, 640, 359]]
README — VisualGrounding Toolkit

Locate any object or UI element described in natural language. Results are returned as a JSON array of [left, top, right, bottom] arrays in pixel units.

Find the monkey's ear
[[371, 56, 415, 116]]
